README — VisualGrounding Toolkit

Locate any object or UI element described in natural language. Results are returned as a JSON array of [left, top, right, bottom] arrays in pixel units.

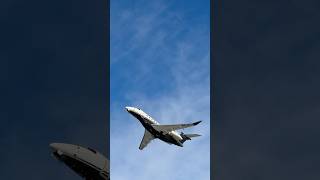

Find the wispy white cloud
[[111, 0, 210, 179]]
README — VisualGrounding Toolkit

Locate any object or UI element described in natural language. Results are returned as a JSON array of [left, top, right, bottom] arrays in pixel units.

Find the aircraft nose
[[125, 106, 132, 112], [49, 143, 60, 150]]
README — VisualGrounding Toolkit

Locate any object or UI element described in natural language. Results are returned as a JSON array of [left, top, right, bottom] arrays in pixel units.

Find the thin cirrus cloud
[[111, 0, 210, 180]]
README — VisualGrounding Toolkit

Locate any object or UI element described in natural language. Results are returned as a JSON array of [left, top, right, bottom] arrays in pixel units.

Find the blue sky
[[111, 0, 210, 179]]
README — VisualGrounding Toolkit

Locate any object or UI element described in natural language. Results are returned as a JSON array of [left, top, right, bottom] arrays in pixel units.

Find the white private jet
[[50, 143, 109, 180], [125, 106, 202, 150]]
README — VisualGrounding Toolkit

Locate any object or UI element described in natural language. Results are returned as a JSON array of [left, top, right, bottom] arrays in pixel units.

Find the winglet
[[193, 121, 202, 125]]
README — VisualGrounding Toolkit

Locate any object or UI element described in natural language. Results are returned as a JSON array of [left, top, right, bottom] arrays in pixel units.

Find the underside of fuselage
[[133, 114, 183, 147], [52, 152, 107, 180], [158, 134, 183, 147]]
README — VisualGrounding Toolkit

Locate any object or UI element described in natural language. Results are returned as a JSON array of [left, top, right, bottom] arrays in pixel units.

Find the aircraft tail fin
[[180, 132, 201, 143]]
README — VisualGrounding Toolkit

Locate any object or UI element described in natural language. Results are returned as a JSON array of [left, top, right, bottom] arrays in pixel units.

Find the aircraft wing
[[152, 121, 202, 133], [139, 130, 155, 150]]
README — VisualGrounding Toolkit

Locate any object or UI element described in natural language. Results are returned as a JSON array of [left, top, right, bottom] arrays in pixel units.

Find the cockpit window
[[87, 147, 97, 154]]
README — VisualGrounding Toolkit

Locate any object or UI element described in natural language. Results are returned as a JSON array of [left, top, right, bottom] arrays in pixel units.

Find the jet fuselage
[[50, 143, 109, 180], [126, 107, 184, 147]]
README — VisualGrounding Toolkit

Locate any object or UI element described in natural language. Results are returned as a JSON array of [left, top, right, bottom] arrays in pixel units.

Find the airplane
[[125, 106, 202, 150], [50, 143, 109, 180]]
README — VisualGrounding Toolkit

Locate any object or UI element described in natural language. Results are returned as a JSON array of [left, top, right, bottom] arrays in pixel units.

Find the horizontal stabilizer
[[184, 133, 201, 138], [180, 132, 201, 143]]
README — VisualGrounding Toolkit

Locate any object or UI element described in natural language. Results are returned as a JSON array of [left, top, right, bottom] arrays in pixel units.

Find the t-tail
[[180, 132, 201, 143]]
